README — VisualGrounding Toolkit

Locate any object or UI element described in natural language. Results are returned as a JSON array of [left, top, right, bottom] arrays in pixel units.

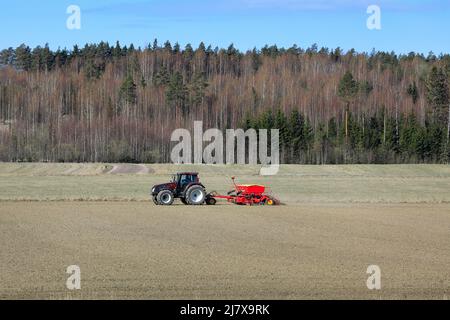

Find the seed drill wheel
[[205, 197, 217, 205], [156, 190, 175, 206]]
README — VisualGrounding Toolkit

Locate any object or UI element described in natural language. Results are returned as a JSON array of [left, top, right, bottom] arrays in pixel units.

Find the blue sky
[[0, 0, 449, 54]]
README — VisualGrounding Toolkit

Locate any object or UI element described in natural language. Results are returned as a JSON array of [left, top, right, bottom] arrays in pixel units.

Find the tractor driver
[[180, 174, 192, 189]]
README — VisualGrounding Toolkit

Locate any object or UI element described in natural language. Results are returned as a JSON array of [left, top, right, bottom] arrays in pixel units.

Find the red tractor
[[151, 172, 208, 205]]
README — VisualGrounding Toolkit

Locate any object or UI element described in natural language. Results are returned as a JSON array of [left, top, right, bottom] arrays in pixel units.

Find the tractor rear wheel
[[180, 197, 188, 205], [156, 190, 174, 206], [186, 185, 206, 205]]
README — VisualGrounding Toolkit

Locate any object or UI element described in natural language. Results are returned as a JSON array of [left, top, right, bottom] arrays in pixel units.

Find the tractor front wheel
[[186, 185, 206, 205], [156, 190, 174, 206]]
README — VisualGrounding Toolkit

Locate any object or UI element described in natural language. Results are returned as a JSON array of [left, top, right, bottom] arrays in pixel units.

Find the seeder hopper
[[206, 177, 281, 206]]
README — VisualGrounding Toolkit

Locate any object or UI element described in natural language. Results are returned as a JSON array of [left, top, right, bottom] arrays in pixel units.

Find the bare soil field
[[1, 202, 449, 300], [0, 163, 449, 299]]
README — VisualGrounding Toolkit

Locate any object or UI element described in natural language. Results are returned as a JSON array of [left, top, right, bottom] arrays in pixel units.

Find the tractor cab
[[173, 172, 199, 191]]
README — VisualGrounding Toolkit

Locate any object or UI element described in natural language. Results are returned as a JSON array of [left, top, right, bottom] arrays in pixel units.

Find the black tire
[[206, 197, 217, 206], [180, 197, 188, 205], [185, 185, 206, 205], [152, 196, 158, 205], [156, 190, 174, 206]]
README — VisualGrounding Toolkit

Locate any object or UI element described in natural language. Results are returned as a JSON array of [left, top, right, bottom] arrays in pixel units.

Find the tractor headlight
[[151, 187, 155, 193]]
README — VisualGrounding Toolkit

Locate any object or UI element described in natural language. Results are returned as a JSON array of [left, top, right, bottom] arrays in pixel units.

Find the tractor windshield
[[171, 175, 177, 183]]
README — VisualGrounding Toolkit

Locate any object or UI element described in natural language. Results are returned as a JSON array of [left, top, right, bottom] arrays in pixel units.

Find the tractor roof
[[177, 172, 199, 175]]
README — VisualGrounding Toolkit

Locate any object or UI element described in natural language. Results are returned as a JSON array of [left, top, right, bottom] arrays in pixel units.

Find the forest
[[0, 40, 449, 164]]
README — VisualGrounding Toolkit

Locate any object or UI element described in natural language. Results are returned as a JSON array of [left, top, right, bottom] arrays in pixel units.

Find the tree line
[[243, 107, 448, 164], [0, 40, 449, 164]]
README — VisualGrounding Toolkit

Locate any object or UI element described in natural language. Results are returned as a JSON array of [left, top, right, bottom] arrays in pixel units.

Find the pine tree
[[346, 112, 361, 148], [287, 110, 304, 163], [42, 43, 54, 71], [166, 72, 188, 114], [31, 46, 44, 71], [416, 127, 431, 162], [84, 59, 104, 80], [0, 47, 15, 65], [365, 115, 382, 152], [184, 44, 194, 60], [163, 41, 172, 53], [152, 39, 158, 51], [359, 80, 373, 98], [313, 123, 328, 164], [15, 44, 32, 71], [173, 42, 181, 54], [429, 124, 445, 162], [399, 113, 420, 159], [197, 42, 206, 53], [113, 41, 122, 58], [189, 72, 208, 107], [119, 74, 137, 106], [251, 48, 261, 73], [426, 67, 449, 125], [302, 117, 314, 152], [338, 71, 359, 137], [153, 66, 170, 86], [274, 109, 288, 153], [407, 81, 419, 104], [258, 109, 274, 130]]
